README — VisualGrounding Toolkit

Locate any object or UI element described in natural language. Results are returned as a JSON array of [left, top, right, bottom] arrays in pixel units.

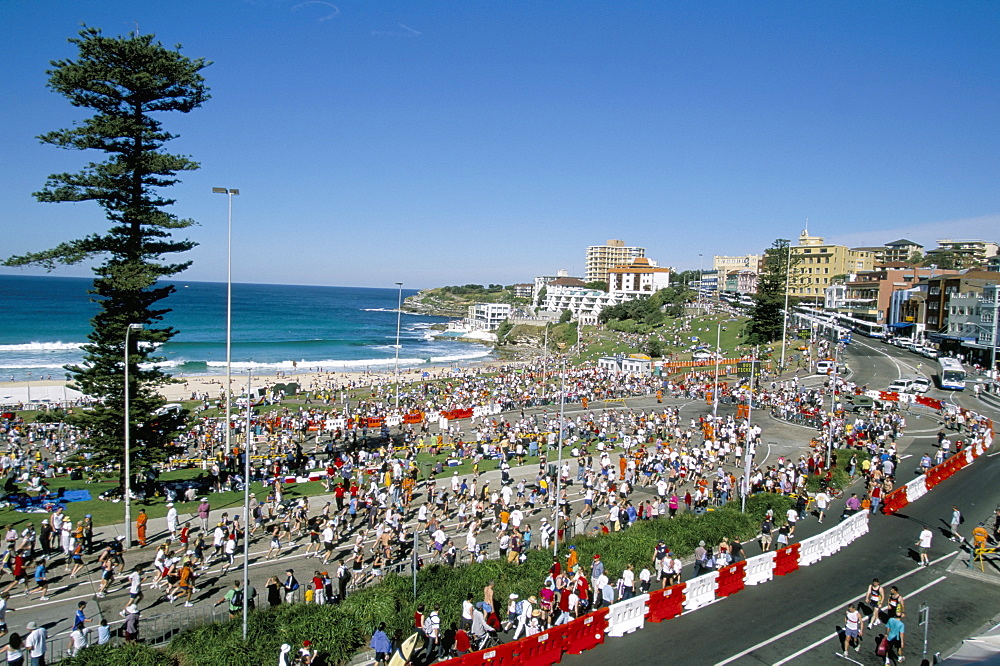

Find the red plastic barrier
[[915, 395, 943, 410], [459, 639, 519, 666], [516, 627, 565, 666], [367, 418, 384, 428], [564, 608, 608, 654], [880, 391, 900, 402], [715, 560, 746, 598], [403, 412, 424, 424], [646, 583, 685, 623], [880, 488, 909, 516], [774, 544, 800, 576]]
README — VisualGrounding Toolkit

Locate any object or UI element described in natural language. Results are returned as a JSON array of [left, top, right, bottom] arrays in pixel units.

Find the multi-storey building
[[789, 229, 875, 304], [722, 269, 758, 294], [466, 303, 514, 331], [585, 239, 645, 284], [882, 239, 923, 264], [713, 254, 761, 273], [836, 265, 958, 326], [922, 271, 1000, 352], [925, 240, 999, 270], [510, 283, 533, 299], [608, 258, 671, 298]]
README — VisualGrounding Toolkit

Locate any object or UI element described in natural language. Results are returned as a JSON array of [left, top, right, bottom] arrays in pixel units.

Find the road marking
[[716, 553, 956, 665], [770, 575, 946, 666]]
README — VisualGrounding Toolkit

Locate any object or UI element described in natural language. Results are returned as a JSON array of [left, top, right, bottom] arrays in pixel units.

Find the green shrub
[[86, 493, 795, 666]]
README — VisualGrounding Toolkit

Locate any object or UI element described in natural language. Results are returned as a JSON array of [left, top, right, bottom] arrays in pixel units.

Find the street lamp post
[[779, 243, 792, 370], [242, 367, 252, 640], [212, 187, 239, 483], [741, 349, 757, 513], [712, 321, 721, 417], [553, 357, 566, 557], [123, 322, 143, 546], [394, 282, 403, 410]]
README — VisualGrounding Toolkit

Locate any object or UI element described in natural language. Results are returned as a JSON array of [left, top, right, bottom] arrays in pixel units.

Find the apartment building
[[585, 239, 645, 284], [925, 240, 999, 270], [790, 229, 875, 304]]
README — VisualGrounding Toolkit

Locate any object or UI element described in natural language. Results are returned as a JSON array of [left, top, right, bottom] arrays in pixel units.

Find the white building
[[597, 354, 652, 375], [543, 285, 624, 319], [466, 303, 513, 331], [608, 258, 671, 298]]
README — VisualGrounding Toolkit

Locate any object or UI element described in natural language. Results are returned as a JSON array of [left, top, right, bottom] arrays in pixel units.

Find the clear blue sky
[[1, 1, 997, 288]]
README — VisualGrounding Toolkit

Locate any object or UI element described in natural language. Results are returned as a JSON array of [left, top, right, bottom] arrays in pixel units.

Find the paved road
[[567, 340, 1000, 666]]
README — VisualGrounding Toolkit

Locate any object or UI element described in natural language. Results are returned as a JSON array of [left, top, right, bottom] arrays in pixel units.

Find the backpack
[[231, 588, 243, 608], [515, 600, 524, 615]]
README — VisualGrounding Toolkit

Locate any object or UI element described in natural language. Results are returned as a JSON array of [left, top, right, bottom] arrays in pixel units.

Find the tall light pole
[[242, 367, 252, 640], [780, 242, 792, 370], [213, 187, 239, 474], [394, 282, 403, 410], [553, 357, 566, 557], [712, 321, 722, 417], [123, 322, 143, 546], [741, 348, 757, 513]]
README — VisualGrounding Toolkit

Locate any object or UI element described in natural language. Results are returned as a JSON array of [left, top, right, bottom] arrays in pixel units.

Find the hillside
[[404, 285, 529, 318]]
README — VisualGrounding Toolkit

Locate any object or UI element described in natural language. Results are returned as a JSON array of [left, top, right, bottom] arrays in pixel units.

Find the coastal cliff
[[403, 286, 528, 318]]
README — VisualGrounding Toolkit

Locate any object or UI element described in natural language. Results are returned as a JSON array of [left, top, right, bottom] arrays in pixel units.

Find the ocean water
[[0, 275, 491, 381]]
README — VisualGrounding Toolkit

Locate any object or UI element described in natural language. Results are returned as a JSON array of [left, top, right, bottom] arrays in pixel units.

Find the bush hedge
[[60, 493, 793, 666]]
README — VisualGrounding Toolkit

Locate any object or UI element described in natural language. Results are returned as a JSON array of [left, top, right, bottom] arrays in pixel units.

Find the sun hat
[[26, 622, 36, 630], [509, 593, 518, 600]]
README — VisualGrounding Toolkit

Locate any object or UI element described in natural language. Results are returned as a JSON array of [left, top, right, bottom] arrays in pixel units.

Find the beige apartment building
[[713, 254, 762, 273], [585, 239, 645, 283], [790, 229, 875, 304]]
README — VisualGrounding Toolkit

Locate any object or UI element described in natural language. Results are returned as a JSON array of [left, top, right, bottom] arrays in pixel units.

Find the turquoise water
[[0, 275, 490, 380]]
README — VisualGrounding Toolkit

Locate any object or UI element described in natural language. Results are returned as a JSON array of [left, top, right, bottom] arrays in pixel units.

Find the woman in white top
[[0, 632, 24, 666]]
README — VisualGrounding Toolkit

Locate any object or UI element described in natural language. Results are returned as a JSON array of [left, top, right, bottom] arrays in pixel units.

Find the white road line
[[770, 575, 946, 666], [715, 552, 956, 665]]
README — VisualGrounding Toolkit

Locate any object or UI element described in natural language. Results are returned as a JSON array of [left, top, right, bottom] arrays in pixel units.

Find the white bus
[[937, 357, 967, 391]]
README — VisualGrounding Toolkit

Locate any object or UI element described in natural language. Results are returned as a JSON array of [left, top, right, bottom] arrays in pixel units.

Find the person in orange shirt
[[136, 509, 148, 547], [566, 545, 578, 572], [972, 523, 990, 551]]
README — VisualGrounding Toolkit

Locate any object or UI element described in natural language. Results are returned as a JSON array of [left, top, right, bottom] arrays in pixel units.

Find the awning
[[888, 322, 914, 329]]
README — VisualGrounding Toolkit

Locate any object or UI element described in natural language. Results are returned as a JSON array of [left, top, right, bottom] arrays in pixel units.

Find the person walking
[[370, 622, 391, 666], [865, 578, 885, 629], [842, 604, 863, 656], [136, 509, 148, 548], [917, 527, 932, 566], [950, 505, 963, 542], [884, 612, 906, 665]]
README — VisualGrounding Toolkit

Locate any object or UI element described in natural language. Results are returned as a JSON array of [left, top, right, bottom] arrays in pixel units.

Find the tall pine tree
[[746, 238, 798, 346], [4, 27, 210, 475]]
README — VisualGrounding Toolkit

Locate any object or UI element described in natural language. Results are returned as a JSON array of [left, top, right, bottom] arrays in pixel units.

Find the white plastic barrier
[[744, 552, 776, 586], [905, 476, 928, 504], [426, 411, 440, 422], [966, 447, 975, 464], [841, 510, 869, 543], [682, 571, 718, 612], [822, 526, 844, 557], [606, 593, 649, 637], [798, 533, 825, 566], [385, 415, 401, 427]]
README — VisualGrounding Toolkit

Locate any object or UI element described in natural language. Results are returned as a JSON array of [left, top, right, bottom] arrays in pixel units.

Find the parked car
[[887, 377, 929, 394]]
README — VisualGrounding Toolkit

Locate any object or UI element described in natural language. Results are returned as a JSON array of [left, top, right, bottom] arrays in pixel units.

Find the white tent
[[938, 622, 1000, 665], [0, 384, 86, 405]]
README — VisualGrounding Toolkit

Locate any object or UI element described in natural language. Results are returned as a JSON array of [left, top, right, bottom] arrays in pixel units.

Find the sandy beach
[[0, 358, 527, 406]]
